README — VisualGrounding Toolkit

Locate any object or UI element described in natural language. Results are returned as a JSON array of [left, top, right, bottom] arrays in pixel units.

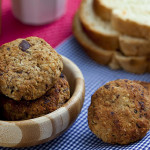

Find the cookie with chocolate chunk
[[1, 74, 70, 121], [88, 79, 150, 145], [0, 37, 63, 100]]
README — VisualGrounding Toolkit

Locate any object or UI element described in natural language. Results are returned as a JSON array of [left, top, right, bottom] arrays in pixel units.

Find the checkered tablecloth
[[2, 36, 150, 150]]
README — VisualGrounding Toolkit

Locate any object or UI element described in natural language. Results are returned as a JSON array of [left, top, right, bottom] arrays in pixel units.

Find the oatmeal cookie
[[88, 79, 150, 145], [136, 81, 150, 93], [1, 73, 70, 121], [0, 37, 63, 100]]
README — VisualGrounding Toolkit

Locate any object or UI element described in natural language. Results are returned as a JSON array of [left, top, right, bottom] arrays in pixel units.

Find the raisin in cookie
[[0, 37, 63, 100], [88, 79, 150, 145], [1, 73, 70, 120]]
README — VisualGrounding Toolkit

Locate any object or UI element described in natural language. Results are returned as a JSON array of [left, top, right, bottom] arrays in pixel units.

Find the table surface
[[1, 1, 150, 150]]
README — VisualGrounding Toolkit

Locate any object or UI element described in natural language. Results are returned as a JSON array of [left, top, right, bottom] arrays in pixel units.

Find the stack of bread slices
[[73, 0, 150, 74]]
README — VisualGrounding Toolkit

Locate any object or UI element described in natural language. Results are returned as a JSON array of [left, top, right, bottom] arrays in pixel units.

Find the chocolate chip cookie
[[0, 37, 63, 100], [1, 73, 70, 121], [88, 79, 150, 145]]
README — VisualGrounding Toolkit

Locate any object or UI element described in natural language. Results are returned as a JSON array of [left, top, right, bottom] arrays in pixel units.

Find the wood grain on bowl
[[0, 56, 85, 148]]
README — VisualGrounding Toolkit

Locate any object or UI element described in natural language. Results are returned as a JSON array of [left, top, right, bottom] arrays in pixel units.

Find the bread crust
[[119, 36, 150, 56], [88, 79, 150, 144], [93, 0, 112, 21], [79, 0, 119, 50], [115, 52, 149, 74], [73, 13, 114, 65]]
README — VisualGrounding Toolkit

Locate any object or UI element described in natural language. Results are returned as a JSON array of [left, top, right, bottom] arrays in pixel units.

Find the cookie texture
[[88, 79, 150, 145], [1, 74, 70, 121], [135, 81, 150, 93], [0, 37, 63, 100]]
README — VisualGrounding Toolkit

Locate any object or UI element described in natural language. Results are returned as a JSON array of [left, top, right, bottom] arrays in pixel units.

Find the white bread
[[112, 9, 150, 39], [119, 36, 150, 56], [79, 0, 150, 56], [93, 0, 150, 56], [73, 12, 150, 74], [114, 52, 149, 74], [109, 51, 149, 74], [94, 0, 150, 21], [79, 0, 119, 50], [73, 12, 115, 65], [93, 0, 112, 21]]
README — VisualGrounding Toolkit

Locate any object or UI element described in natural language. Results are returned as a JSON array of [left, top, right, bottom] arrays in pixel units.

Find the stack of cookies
[[0, 37, 70, 121], [73, 0, 150, 74]]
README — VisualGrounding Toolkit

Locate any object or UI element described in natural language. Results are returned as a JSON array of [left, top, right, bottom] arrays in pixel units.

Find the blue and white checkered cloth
[[2, 36, 150, 150]]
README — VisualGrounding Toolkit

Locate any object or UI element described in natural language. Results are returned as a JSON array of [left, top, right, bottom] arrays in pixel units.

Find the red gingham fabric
[[0, 0, 81, 47]]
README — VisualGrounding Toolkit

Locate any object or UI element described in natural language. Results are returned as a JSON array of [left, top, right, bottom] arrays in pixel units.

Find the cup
[[11, 0, 67, 25]]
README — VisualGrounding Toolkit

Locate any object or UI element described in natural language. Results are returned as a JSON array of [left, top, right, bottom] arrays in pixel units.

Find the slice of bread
[[73, 12, 115, 65], [112, 9, 150, 39], [94, 0, 150, 21], [79, 0, 150, 56], [114, 52, 149, 74], [93, 0, 112, 21], [79, 0, 119, 50], [109, 52, 150, 74], [119, 36, 150, 56], [73, 12, 150, 74], [93, 0, 150, 56]]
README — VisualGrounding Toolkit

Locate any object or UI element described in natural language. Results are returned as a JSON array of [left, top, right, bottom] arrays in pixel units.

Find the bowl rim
[[0, 55, 85, 124]]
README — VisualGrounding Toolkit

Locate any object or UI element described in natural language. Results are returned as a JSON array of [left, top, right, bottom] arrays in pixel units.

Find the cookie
[[1, 73, 70, 121], [88, 79, 150, 145], [0, 37, 63, 100], [135, 80, 150, 93]]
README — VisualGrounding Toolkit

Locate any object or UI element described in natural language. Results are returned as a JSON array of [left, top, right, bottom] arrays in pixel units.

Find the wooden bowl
[[0, 55, 85, 148]]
